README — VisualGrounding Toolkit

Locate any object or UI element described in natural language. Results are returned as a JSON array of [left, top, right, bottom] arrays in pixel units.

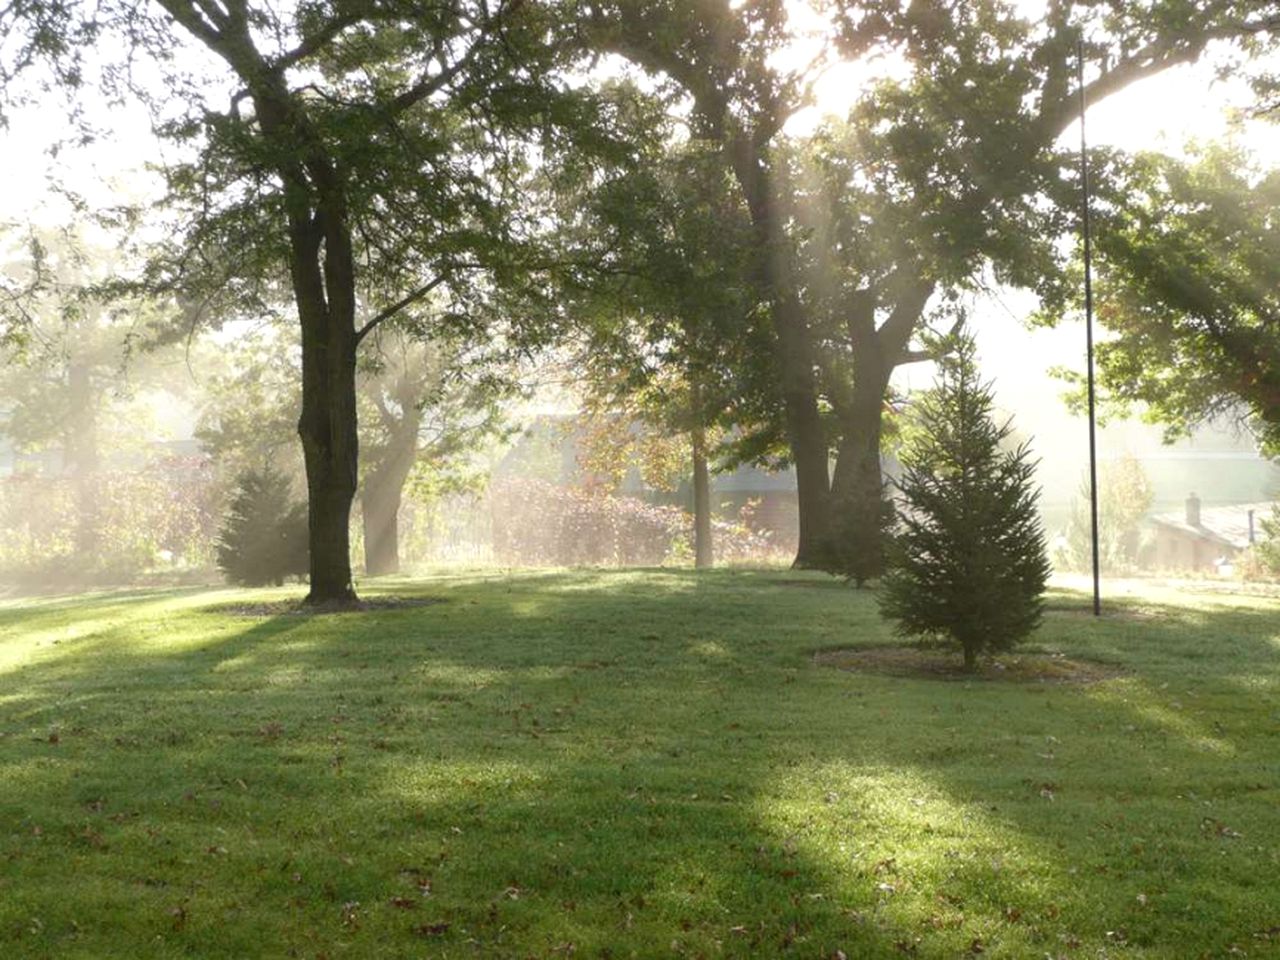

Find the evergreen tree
[[879, 337, 1050, 671], [216, 468, 308, 588]]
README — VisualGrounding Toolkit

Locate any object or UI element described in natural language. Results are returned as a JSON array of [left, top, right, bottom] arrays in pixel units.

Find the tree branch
[[1041, 10, 1280, 139], [385, 6, 511, 117], [272, 10, 366, 73], [354, 273, 449, 343], [875, 276, 935, 359]]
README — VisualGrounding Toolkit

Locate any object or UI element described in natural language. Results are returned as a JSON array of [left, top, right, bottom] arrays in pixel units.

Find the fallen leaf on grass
[[340, 901, 360, 930], [79, 827, 106, 849], [411, 921, 451, 937], [1201, 818, 1243, 839]]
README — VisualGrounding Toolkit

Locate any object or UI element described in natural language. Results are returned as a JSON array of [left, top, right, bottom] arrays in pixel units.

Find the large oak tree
[[3, 0, 604, 602], [585, 0, 1280, 569]]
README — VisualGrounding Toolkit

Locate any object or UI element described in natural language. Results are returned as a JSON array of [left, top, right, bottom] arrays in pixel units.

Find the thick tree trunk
[[298, 322, 359, 604], [292, 211, 361, 606], [725, 138, 830, 567], [828, 375, 889, 584], [361, 415, 421, 576], [362, 476, 403, 576], [691, 424, 713, 569], [828, 281, 934, 574], [782, 344, 832, 568], [830, 408, 883, 509], [830, 362, 890, 510]]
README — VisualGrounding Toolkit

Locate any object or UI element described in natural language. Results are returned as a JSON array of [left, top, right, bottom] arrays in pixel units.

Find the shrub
[[216, 468, 308, 586], [0, 457, 220, 586], [491, 479, 683, 566], [489, 479, 779, 567], [1241, 503, 1280, 581], [1053, 455, 1154, 574], [878, 337, 1051, 670]]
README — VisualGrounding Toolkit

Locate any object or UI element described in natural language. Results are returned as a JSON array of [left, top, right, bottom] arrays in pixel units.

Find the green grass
[[1, 569, 1278, 959]]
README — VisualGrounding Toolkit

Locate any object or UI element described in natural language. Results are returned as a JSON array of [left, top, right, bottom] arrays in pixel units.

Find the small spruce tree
[[216, 467, 309, 587], [879, 337, 1051, 670]]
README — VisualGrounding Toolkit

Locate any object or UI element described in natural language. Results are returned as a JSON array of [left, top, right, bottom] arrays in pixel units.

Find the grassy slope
[[0, 569, 1277, 959]]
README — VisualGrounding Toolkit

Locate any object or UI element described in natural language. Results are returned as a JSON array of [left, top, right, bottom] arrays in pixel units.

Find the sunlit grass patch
[[0, 569, 1278, 957]]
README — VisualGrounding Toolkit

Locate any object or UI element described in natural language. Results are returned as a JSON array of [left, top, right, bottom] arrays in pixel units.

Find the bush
[[491, 479, 684, 566], [216, 468, 308, 586], [878, 338, 1051, 670], [0, 457, 220, 587], [1240, 503, 1280, 581], [1053, 455, 1154, 574], [489, 478, 778, 567]]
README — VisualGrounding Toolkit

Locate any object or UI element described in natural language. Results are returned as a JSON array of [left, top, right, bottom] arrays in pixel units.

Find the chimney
[[1186, 492, 1201, 527], [1249, 509, 1256, 545]]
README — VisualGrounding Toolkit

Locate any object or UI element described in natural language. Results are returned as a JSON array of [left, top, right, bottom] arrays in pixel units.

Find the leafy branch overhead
[[1084, 145, 1280, 452]]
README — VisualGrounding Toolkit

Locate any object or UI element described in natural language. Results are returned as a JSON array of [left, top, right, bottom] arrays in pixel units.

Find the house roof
[[1149, 501, 1275, 550]]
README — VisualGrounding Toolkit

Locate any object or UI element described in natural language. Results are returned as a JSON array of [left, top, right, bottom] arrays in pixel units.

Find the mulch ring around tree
[[814, 646, 1124, 684], [209, 596, 448, 617]]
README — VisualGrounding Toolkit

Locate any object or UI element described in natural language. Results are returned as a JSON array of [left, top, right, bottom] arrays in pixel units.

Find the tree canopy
[[1075, 145, 1280, 452]]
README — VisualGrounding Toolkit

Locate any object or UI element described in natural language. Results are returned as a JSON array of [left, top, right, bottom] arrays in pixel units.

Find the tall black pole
[[1078, 37, 1102, 617]]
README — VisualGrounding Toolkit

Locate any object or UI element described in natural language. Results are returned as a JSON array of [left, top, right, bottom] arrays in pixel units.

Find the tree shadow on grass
[[0, 572, 1278, 957]]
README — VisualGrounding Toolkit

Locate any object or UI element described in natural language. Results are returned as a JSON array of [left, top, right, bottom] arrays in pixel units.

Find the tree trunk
[[298, 325, 359, 604], [828, 282, 932, 574], [774, 289, 832, 568], [156, 6, 365, 604], [830, 361, 890, 510], [691, 424, 713, 569], [292, 211, 360, 606], [362, 475, 403, 576], [783, 341, 833, 568], [361, 413, 421, 577], [725, 137, 830, 567]]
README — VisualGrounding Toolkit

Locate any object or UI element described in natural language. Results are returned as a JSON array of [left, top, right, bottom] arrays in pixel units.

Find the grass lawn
[[1, 569, 1278, 959]]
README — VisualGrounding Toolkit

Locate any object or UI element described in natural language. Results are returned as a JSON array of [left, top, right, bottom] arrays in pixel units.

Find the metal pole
[[1078, 37, 1102, 617]]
